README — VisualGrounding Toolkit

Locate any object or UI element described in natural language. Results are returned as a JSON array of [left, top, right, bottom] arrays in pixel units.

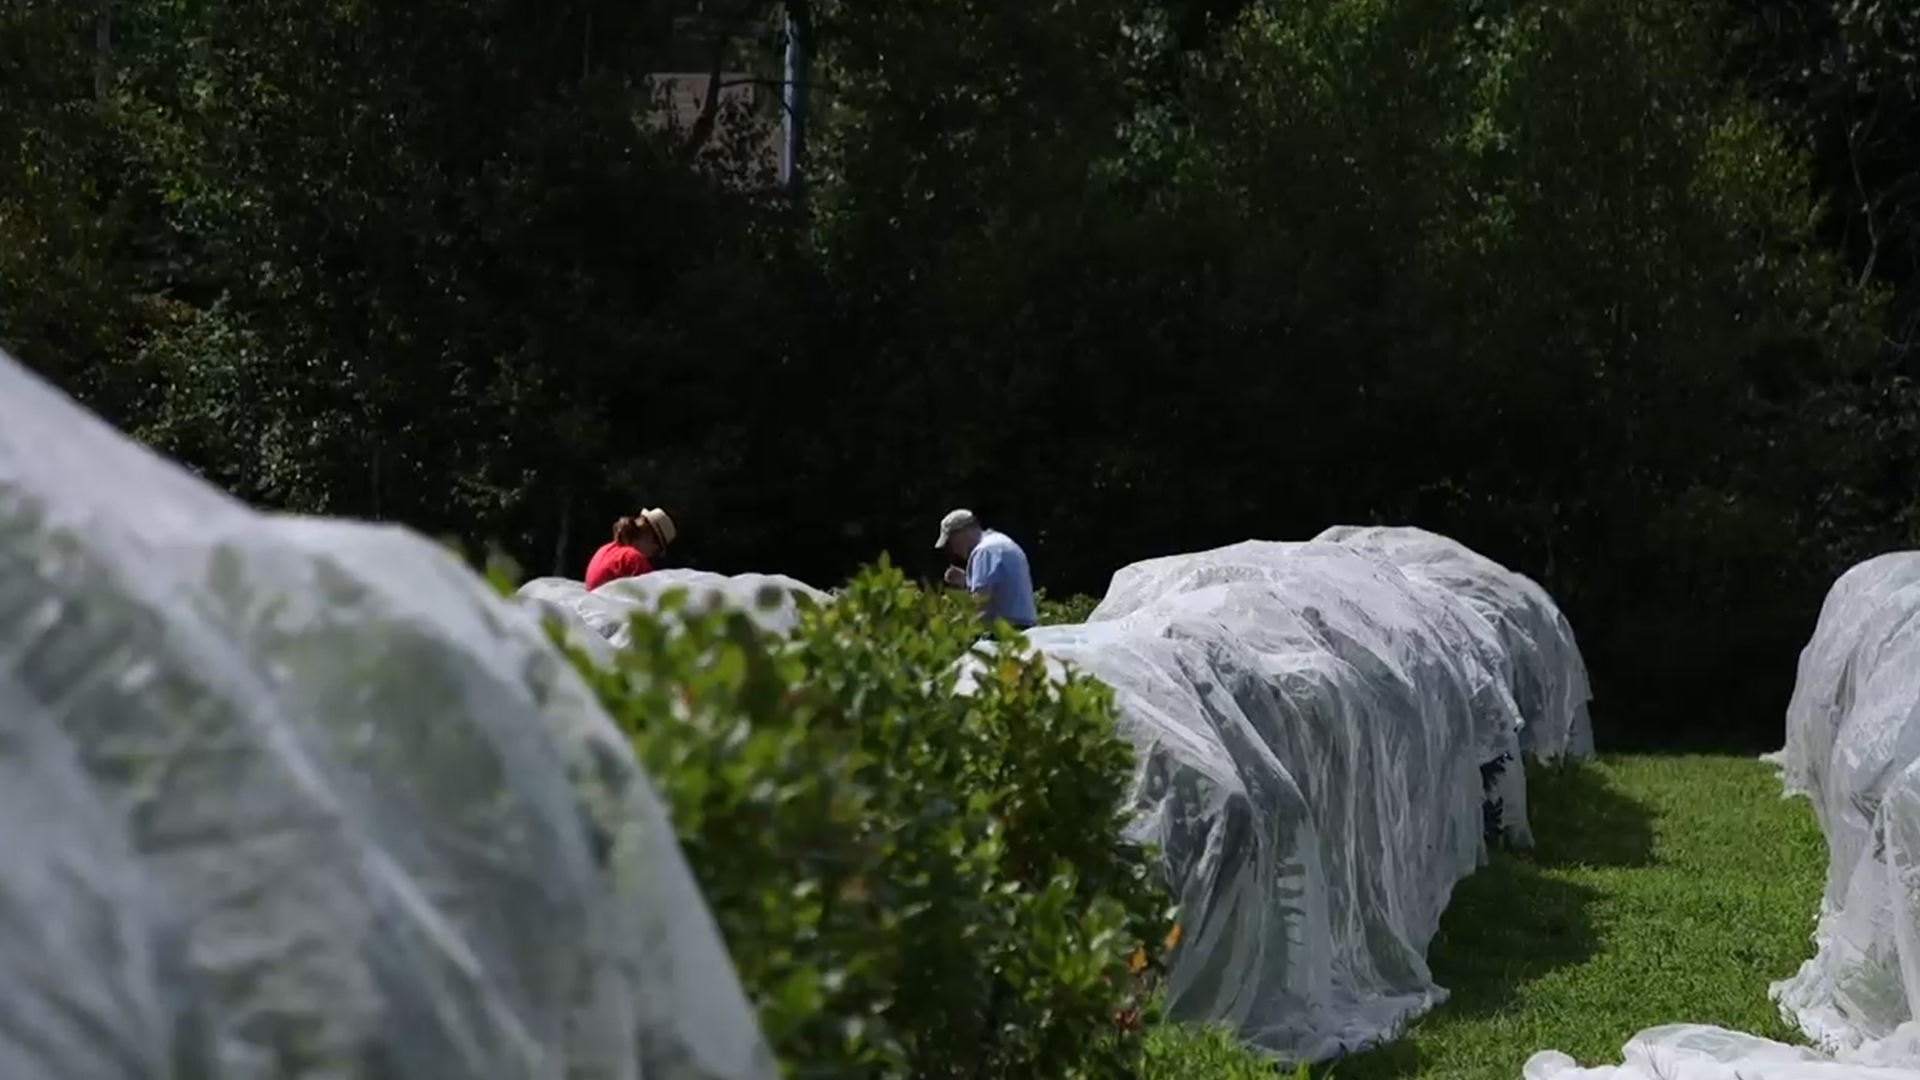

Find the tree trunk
[[553, 490, 573, 577]]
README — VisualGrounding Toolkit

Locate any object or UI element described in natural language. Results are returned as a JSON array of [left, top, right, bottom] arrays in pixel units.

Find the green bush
[[923, 582, 1097, 628], [1036, 589, 1102, 626], [557, 560, 1173, 1080]]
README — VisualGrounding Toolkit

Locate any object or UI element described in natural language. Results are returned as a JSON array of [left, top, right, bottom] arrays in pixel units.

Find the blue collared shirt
[[967, 529, 1038, 628]]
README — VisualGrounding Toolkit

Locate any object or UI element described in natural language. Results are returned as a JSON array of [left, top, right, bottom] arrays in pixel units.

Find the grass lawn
[[1145, 754, 1829, 1080]]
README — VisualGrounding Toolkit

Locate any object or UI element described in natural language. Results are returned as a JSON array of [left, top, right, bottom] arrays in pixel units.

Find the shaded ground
[[1145, 755, 1828, 1080]]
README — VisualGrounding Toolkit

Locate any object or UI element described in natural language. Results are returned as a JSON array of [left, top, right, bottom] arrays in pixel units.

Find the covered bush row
[[1527, 553, 1920, 1079], [525, 526, 1594, 1062], [0, 348, 780, 1080], [1771, 552, 1920, 1066], [976, 531, 1591, 1059]]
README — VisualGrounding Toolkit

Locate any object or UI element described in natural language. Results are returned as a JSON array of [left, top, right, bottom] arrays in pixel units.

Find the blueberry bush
[[554, 561, 1173, 1080]]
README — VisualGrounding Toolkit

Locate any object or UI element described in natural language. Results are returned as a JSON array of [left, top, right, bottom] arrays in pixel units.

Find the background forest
[[5, 0, 1917, 749]]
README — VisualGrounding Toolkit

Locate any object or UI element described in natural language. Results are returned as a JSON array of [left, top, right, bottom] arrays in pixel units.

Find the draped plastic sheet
[[0, 350, 778, 1080], [1004, 538, 1592, 1061], [1771, 551, 1920, 1063], [1525, 551, 1920, 1079], [1312, 526, 1596, 763], [515, 571, 828, 652]]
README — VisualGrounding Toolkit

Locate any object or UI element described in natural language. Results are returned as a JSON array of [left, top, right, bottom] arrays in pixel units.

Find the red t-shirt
[[585, 542, 655, 590]]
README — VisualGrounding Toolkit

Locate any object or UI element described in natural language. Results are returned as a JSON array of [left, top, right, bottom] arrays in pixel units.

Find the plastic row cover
[[0, 350, 778, 1080], [516, 572, 828, 660], [996, 536, 1592, 1061], [1771, 551, 1920, 1062], [1524, 1025, 1920, 1079], [1525, 551, 1920, 1078], [1313, 526, 1595, 763]]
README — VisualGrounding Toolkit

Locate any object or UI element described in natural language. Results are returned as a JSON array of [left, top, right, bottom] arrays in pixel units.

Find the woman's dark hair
[[612, 516, 647, 545]]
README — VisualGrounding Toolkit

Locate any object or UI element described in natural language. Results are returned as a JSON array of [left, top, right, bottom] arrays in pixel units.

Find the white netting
[[1524, 1024, 1920, 1079], [516, 572, 828, 650], [1313, 526, 1595, 762], [1524, 551, 1920, 1078], [0, 348, 778, 1080], [1769, 551, 1920, 1061]]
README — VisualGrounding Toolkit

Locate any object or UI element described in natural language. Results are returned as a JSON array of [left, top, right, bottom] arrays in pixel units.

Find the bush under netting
[[1001, 538, 1591, 1060], [1524, 551, 1920, 1079], [519, 572, 826, 653], [1771, 551, 1920, 1064], [541, 534, 1595, 1061], [0, 349, 778, 1080]]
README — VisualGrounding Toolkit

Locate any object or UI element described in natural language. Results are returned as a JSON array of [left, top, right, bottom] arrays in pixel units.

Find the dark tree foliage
[[3, 0, 1915, 749]]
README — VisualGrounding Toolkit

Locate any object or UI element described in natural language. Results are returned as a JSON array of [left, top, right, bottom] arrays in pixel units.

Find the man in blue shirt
[[936, 508, 1039, 630]]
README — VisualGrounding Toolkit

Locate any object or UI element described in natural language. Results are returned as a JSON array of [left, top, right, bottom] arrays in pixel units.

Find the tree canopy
[[4, 0, 1914, 747]]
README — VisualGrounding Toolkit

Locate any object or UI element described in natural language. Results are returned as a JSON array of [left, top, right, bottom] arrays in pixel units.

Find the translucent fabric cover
[[1769, 551, 1920, 1060], [1313, 526, 1595, 762], [987, 538, 1592, 1060], [516, 571, 828, 647], [1524, 552, 1920, 1077], [0, 349, 778, 1080]]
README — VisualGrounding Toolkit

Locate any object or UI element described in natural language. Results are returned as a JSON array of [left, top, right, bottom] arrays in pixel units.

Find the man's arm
[[967, 546, 1002, 614]]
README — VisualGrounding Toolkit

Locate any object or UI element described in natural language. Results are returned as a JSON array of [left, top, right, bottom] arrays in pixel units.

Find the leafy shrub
[[923, 581, 1097, 628], [1036, 589, 1102, 626], [1480, 751, 1514, 844], [556, 559, 1173, 1080]]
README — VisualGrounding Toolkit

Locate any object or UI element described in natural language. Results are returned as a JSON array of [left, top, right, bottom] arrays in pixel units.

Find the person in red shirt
[[584, 507, 677, 590]]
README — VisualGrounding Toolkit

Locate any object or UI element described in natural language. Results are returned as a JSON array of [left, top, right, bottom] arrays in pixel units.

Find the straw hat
[[639, 507, 677, 547]]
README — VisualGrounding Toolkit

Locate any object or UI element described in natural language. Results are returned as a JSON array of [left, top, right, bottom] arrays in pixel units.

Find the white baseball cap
[[934, 508, 978, 549]]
